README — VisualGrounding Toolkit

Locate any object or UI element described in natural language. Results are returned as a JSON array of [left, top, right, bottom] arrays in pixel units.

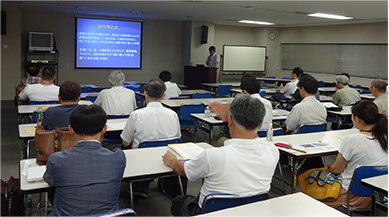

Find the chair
[[281, 76, 292, 80], [257, 128, 283, 137], [344, 165, 388, 216], [216, 85, 232, 97], [179, 103, 205, 129], [83, 208, 136, 217], [263, 76, 276, 88], [81, 86, 95, 93], [139, 138, 180, 148], [103, 115, 130, 146], [125, 85, 141, 92], [29, 101, 58, 105], [107, 114, 130, 119], [85, 95, 98, 103], [201, 193, 268, 214], [297, 123, 327, 134], [192, 92, 211, 99], [349, 84, 362, 90], [259, 91, 266, 97], [169, 96, 190, 100], [124, 81, 141, 86], [318, 81, 324, 87]]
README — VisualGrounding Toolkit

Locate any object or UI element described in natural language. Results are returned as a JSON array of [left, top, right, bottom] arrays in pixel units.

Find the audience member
[[273, 67, 303, 100], [332, 75, 360, 106], [324, 100, 388, 209], [16, 63, 42, 96], [290, 73, 320, 102], [42, 81, 81, 130], [163, 95, 279, 216], [18, 66, 59, 102], [285, 74, 327, 133], [121, 79, 181, 148], [370, 79, 388, 116], [94, 71, 137, 115], [43, 105, 125, 216], [159, 70, 181, 99]]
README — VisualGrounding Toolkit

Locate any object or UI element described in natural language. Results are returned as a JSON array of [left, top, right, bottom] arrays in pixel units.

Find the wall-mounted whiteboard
[[222, 45, 267, 72]]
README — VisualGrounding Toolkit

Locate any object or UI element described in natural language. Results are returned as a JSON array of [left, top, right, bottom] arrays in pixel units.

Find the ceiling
[[3, 1, 388, 27]]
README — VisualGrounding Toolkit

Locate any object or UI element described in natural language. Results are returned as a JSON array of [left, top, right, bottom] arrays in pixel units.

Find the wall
[[1, 5, 22, 100]]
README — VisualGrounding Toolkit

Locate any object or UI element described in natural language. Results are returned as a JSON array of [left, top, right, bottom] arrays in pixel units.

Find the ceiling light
[[239, 20, 275, 25], [307, 13, 353, 20]]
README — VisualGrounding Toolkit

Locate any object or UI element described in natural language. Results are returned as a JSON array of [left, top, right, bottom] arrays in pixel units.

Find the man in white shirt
[[205, 46, 221, 82], [163, 95, 279, 216], [120, 78, 181, 149], [18, 66, 59, 102], [285, 74, 327, 133], [274, 67, 303, 100], [94, 71, 137, 115], [371, 79, 388, 116], [159, 70, 181, 99]]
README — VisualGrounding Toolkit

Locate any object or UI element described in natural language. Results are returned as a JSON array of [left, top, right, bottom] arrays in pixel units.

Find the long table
[[18, 101, 93, 115], [197, 192, 348, 216], [361, 174, 388, 216], [161, 97, 233, 110]]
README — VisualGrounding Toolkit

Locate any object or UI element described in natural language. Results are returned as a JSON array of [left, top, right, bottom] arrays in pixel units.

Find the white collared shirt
[[19, 83, 59, 101], [285, 95, 327, 132], [184, 138, 279, 207], [120, 102, 181, 149], [164, 81, 181, 99], [205, 53, 220, 68], [94, 86, 137, 115], [250, 93, 273, 131], [280, 79, 298, 99]]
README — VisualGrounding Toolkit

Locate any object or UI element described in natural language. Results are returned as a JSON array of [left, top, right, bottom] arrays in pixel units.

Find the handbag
[[1, 176, 24, 216], [298, 167, 342, 200], [35, 126, 77, 165]]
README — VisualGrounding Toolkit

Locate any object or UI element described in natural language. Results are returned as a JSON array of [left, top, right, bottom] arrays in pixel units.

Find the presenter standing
[[205, 46, 221, 82]]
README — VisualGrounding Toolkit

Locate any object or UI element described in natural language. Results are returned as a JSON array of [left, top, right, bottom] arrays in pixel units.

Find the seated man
[[18, 66, 59, 102], [285, 74, 327, 133], [94, 70, 137, 115], [16, 63, 42, 97], [159, 70, 181, 99], [273, 67, 303, 101], [43, 105, 125, 216], [371, 79, 388, 116], [332, 75, 360, 106], [42, 81, 81, 130], [290, 73, 320, 103], [163, 95, 280, 216]]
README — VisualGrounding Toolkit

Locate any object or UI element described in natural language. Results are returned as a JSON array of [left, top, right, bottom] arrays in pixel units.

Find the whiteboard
[[222, 45, 267, 72]]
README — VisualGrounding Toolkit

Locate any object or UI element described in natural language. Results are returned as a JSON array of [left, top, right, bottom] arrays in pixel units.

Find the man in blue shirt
[[43, 105, 126, 216], [42, 81, 81, 130]]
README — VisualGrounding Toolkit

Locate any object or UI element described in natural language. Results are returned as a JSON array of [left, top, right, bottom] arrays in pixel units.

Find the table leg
[[44, 192, 48, 216], [129, 182, 134, 208]]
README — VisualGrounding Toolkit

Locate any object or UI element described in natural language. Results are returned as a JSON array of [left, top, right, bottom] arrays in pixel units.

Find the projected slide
[[76, 18, 142, 68]]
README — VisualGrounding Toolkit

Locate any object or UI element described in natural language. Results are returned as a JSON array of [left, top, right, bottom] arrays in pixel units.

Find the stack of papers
[[27, 166, 46, 182], [168, 143, 204, 160]]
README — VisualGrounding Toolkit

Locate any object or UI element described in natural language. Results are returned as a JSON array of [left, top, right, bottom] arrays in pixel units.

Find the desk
[[272, 128, 358, 193], [80, 92, 99, 99], [360, 94, 375, 100], [198, 192, 348, 216], [18, 101, 93, 115], [180, 89, 214, 97], [362, 174, 388, 216], [327, 106, 352, 129], [318, 87, 336, 95], [229, 88, 277, 97], [20, 142, 213, 208], [201, 82, 241, 89], [161, 98, 233, 110], [256, 77, 292, 85]]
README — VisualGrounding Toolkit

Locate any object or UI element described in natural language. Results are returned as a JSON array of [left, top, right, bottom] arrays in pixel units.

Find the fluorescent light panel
[[308, 13, 353, 20], [239, 20, 275, 25]]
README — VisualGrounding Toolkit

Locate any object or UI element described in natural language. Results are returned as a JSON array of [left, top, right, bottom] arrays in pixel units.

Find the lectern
[[184, 66, 216, 89]]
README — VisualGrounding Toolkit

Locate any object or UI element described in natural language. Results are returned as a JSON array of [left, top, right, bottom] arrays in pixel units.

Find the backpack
[[1, 176, 24, 216]]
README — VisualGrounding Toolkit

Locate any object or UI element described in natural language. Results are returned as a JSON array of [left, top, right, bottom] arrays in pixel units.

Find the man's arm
[[208, 101, 230, 122], [162, 151, 186, 176]]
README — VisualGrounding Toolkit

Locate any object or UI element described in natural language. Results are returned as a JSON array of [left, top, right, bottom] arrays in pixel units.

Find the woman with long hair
[[324, 100, 388, 208]]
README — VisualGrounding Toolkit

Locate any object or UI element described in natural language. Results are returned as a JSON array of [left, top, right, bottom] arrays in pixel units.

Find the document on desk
[[321, 102, 338, 108], [107, 121, 127, 130], [168, 143, 204, 160], [25, 127, 36, 136], [27, 166, 46, 182]]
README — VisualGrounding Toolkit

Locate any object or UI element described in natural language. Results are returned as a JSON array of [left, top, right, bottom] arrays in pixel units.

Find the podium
[[184, 66, 216, 89]]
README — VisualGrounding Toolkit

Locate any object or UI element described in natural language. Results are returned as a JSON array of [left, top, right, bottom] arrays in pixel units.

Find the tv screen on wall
[[75, 17, 142, 69]]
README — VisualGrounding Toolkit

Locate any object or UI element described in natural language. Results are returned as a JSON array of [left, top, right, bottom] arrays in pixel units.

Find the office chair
[[201, 193, 268, 214], [139, 138, 180, 148], [343, 165, 388, 216], [216, 85, 232, 97], [192, 92, 212, 99], [297, 123, 327, 134], [85, 95, 98, 103]]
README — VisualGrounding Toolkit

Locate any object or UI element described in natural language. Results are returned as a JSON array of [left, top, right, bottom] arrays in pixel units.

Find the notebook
[[168, 143, 204, 160], [27, 166, 46, 182]]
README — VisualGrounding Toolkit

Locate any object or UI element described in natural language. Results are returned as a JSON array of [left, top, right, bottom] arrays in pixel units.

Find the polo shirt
[[120, 102, 181, 149], [164, 81, 182, 99], [184, 138, 279, 207], [251, 93, 273, 131], [19, 83, 59, 101], [94, 86, 137, 115], [332, 85, 361, 106], [42, 104, 79, 130], [373, 94, 388, 116], [285, 96, 327, 132]]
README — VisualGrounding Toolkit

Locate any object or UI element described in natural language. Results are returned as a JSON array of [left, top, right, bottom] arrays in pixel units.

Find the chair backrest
[[84, 208, 136, 217], [107, 114, 130, 119], [257, 128, 283, 137], [193, 92, 212, 99], [81, 86, 95, 93], [349, 84, 362, 89], [124, 81, 141, 86], [139, 138, 180, 148], [349, 166, 388, 197], [29, 101, 58, 105], [259, 91, 266, 97], [264, 76, 276, 84], [201, 193, 267, 214], [179, 103, 205, 122], [281, 77, 292, 80], [169, 96, 190, 100], [85, 95, 98, 103], [125, 85, 141, 92], [318, 81, 324, 87], [217, 85, 232, 96], [297, 123, 327, 134]]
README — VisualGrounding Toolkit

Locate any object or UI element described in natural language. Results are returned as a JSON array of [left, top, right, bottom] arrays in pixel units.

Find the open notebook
[[27, 166, 46, 182], [168, 143, 204, 160]]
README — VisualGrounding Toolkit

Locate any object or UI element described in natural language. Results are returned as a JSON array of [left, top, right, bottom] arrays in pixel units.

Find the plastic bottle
[[36, 109, 43, 127], [266, 123, 273, 141], [205, 106, 211, 118]]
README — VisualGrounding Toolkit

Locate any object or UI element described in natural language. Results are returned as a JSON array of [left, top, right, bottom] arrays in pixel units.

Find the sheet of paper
[[321, 102, 338, 108], [168, 143, 204, 160], [22, 159, 39, 176], [172, 100, 190, 105], [337, 136, 345, 140], [107, 122, 126, 130], [27, 166, 46, 182], [25, 127, 36, 136]]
